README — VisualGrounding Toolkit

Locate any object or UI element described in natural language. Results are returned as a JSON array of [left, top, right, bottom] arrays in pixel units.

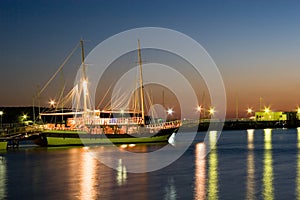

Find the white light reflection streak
[[246, 129, 255, 200], [80, 149, 97, 200], [208, 131, 218, 200], [164, 177, 177, 200], [195, 143, 206, 200], [263, 128, 274, 200], [117, 159, 127, 186]]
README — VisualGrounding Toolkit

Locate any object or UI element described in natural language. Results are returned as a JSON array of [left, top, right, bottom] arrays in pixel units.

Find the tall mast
[[81, 40, 87, 113], [138, 40, 145, 125]]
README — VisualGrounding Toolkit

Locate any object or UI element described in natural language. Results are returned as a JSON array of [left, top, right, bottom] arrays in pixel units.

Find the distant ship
[[34, 40, 181, 146]]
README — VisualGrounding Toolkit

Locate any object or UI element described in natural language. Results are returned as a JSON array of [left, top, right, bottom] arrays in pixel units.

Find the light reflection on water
[[79, 149, 98, 200], [207, 131, 218, 200], [246, 129, 255, 200], [194, 143, 205, 200], [263, 128, 274, 200]]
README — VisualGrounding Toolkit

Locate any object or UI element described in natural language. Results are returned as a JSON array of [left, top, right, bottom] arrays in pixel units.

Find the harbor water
[[1, 128, 300, 199]]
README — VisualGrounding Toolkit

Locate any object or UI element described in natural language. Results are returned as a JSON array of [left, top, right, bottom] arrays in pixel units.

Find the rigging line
[[145, 90, 155, 123], [96, 83, 114, 109], [56, 66, 66, 109], [55, 84, 66, 110], [37, 42, 80, 97], [60, 86, 76, 108]]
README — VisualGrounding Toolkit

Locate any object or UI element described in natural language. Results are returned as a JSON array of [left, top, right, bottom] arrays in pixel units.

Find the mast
[[138, 40, 145, 125], [80, 40, 88, 113]]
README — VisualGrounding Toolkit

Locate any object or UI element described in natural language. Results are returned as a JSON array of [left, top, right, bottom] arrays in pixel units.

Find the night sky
[[1, 0, 300, 118]]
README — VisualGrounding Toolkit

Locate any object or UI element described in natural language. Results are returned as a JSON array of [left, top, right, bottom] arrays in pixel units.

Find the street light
[[208, 107, 215, 116], [247, 108, 253, 114], [0, 111, 3, 128], [22, 114, 28, 121], [197, 105, 202, 112], [49, 99, 56, 108], [263, 106, 271, 120], [264, 106, 270, 113]]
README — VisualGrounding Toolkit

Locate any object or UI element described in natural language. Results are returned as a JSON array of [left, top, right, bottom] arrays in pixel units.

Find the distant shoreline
[[1, 106, 299, 131]]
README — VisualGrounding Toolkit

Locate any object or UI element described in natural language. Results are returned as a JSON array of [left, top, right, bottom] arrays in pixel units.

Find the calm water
[[1, 128, 300, 199]]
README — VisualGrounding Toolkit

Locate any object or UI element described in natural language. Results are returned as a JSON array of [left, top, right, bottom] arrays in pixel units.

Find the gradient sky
[[1, 0, 300, 118]]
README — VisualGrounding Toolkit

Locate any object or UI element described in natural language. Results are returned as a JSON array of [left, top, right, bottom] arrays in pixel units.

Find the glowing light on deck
[[49, 99, 55, 107], [167, 108, 173, 115]]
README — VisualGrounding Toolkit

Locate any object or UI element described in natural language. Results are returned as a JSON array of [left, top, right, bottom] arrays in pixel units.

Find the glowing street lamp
[[49, 99, 56, 108], [264, 106, 270, 113], [0, 111, 3, 128], [197, 105, 203, 112], [208, 107, 215, 116], [263, 106, 271, 120], [22, 114, 28, 120], [247, 108, 253, 115], [197, 105, 203, 120]]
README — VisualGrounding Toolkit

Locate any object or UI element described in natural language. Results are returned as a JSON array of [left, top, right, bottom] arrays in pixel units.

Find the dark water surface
[[1, 128, 300, 199]]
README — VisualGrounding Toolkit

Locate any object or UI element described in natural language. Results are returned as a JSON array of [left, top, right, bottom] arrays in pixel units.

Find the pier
[[0, 126, 40, 149]]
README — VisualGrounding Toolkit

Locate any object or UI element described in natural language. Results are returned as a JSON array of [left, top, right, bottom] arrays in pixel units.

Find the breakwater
[[181, 120, 300, 132]]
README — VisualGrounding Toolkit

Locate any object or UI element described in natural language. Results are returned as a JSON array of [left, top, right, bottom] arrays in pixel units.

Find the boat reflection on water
[[194, 143, 206, 200], [263, 128, 274, 200], [246, 129, 255, 200]]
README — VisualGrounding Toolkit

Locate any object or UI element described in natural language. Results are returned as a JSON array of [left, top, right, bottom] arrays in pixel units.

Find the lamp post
[[0, 111, 3, 128]]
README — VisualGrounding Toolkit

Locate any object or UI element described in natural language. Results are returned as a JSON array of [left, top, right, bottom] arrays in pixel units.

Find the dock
[[0, 126, 40, 150]]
